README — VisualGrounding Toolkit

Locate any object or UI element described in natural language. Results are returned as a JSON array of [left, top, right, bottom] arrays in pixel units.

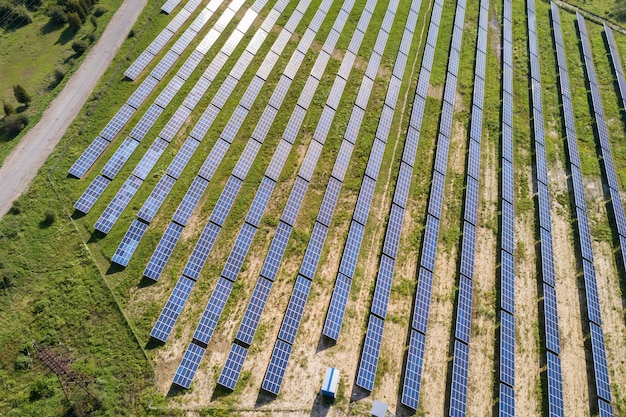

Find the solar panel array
[[141, 0, 329, 283], [91, 0, 261, 234], [605, 24, 626, 115], [528, 2, 564, 415], [498, 1, 515, 415], [575, 11, 616, 415], [397, 0, 464, 408], [447, 1, 488, 415], [69, 0, 235, 181], [162, 0, 184, 14], [110, 0, 293, 266], [170, 0, 357, 389]]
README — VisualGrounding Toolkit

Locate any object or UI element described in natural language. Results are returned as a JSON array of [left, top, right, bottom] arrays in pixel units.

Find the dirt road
[[0, 0, 148, 218]]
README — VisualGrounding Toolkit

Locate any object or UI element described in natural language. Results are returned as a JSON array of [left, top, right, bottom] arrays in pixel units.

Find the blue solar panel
[[150, 276, 195, 342], [460, 222, 476, 280], [576, 208, 594, 262], [499, 382, 515, 417], [193, 277, 234, 345], [166, 137, 199, 180], [502, 125, 513, 163], [582, 260, 602, 326], [403, 126, 420, 167], [356, 315, 384, 391], [365, 139, 386, 180], [353, 175, 376, 226], [330, 141, 353, 183], [189, 104, 220, 142], [313, 106, 335, 145], [537, 183, 552, 232], [94, 175, 143, 234], [455, 276, 473, 344], [449, 341, 469, 417], [502, 159, 514, 204], [421, 215, 440, 272], [317, 177, 341, 227], [183, 77, 212, 112], [172, 342, 205, 389], [111, 220, 148, 266], [371, 254, 395, 319], [101, 137, 140, 180], [218, 343, 249, 390], [100, 104, 135, 141], [69, 136, 110, 179], [428, 171, 446, 219], [464, 177, 479, 226], [590, 323, 612, 402], [209, 176, 243, 227], [467, 139, 481, 181], [501, 250, 515, 314], [232, 139, 262, 181], [155, 75, 185, 108], [133, 138, 169, 180], [222, 222, 256, 282], [393, 162, 412, 209], [182, 221, 220, 280], [172, 176, 209, 226], [262, 339, 292, 395], [546, 351, 564, 417], [282, 176, 309, 226], [144, 222, 184, 281], [159, 106, 191, 143], [412, 267, 433, 334], [323, 273, 351, 341], [338, 221, 365, 278], [300, 223, 328, 279], [401, 330, 426, 410], [74, 175, 111, 213], [543, 283, 561, 355], [571, 167, 586, 212], [540, 228, 556, 287], [260, 221, 292, 280], [501, 201, 515, 254], [236, 276, 273, 346], [246, 177, 275, 227], [277, 275, 312, 344], [500, 310, 515, 387], [266, 140, 291, 182], [382, 203, 404, 259]]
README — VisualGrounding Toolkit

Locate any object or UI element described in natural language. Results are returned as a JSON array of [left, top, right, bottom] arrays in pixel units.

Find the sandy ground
[[0, 0, 148, 219]]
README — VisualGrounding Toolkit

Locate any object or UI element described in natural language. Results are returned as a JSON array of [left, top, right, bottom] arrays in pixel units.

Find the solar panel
[[501, 201, 515, 254], [598, 399, 614, 417], [546, 351, 565, 417], [218, 343, 249, 390], [268, 76, 291, 110], [284, 105, 307, 144], [502, 159, 514, 204], [246, 177, 275, 227], [278, 275, 312, 344], [222, 223, 256, 281], [464, 177, 479, 226], [543, 283, 561, 355], [282, 176, 309, 227], [159, 106, 191, 142], [500, 310, 515, 387], [127, 76, 159, 110], [151, 50, 179, 81], [421, 215, 440, 272], [236, 276, 273, 345], [130, 105, 164, 142], [100, 104, 135, 141], [138, 174, 177, 223], [392, 52, 408, 80], [209, 176, 243, 227], [582, 259, 602, 326], [356, 315, 384, 391], [230, 51, 255, 81], [459, 222, 476, 280], [154, 76, 185, 109], [133, 138, 169, 180], [353, 175, 375, 226], [183, 222, 220, 279], [74, 175, 110, 213], [252, 106, 278, 143], [412, 267, 433, 334], [125, 50, 155, 80], [467, 138, 481, 181], [240, 77, 264, 111], [197, 137, 231, 181], [434, 134, 450, 175], [262, 339, 292, 395], [540, 228, 556, 288], [337, 221, 365, 278], [365, 139, 385, 180], [94, 175, 143, 234], [69, 136, 110, 178], [501, 250, 515, 314], [571, 167, 586, 211], [371, 254, 395, 319], [300, 223, 328, 279], [403, 126, 420, 167], [401, 330, 426, 409], [376, 105, 395, 142], [172, 342, 205, 389], [171, 29, 197, 55], [143, 222, 184, 280], [455, 277, 473, 344], [537, 183, 552, 232], [317, 176, 341, 226], [428, 171, 446, 219], [213, 76, 239, 110], [382, 203, 404, 259], [577, 209, 594, 262], [111, 220, 148, 266], [166, 9, 191, 33], [260, 221, 292, 280], [449, 341, 469, 417], [499, 382, 515, 417], [590, 323, 612, 402], [323, 273, 351, 341], [150, 275, 195, 342], [193, 277, 234, 345]]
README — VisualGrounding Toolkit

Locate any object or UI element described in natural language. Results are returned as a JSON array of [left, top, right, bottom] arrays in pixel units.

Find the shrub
[[67, 11, 81, 31], [13, 84, 31, 106], [43, 211, 56, 225], [93, 5, 107, 16], [47, 5, 67, 24], [2, 113, 29, 137], [85, 31, 95, 43], [89, 14, 97, 29], [3, 100, 16, 116], [71, 39, 88, 55], [53, 67, 66, 85]]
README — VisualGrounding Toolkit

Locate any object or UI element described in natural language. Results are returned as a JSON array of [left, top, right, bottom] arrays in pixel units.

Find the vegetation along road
[[0, 0, 147, 219]]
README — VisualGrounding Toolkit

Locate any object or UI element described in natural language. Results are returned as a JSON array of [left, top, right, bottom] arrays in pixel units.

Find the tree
[[71, 39, 88, 55], [67, 11, 81, 31], [48, 6, 68, 24], [2, 113, 29, 137], [3, 100, 15, 116], [13, 85, 31, 106]]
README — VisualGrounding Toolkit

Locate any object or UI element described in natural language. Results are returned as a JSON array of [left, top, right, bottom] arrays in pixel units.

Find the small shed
[[371, 400, 388, 417], [321, 367, 340, 398]]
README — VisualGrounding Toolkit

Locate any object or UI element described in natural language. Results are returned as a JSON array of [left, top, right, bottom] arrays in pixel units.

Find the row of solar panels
[[573, 11, 616, 416], [447, 1, 488, 415], [162, 0, 184, 14], [527, 2, 567, 416], [147, 0, 324, 347], [111, 0, 295, 271], [128, 0, 206, 80], [167, 0, 349, 389], [69, 0, 229, 180], [497, 1, 515, 416]]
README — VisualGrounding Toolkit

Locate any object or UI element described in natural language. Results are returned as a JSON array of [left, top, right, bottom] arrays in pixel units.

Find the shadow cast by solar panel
[[211, 384, 232, 401], [87, 229, 107, 243], [105, 262, 126, 276], [137, 275, 157, 288], [70, 209, 86, 220], [165, 382, 186, 398], [348, 383, 369, 403], [309, 392, 332, 417], [145, 337, 164, 350], [254, 389, 275, 406], [315, 333, 336, 353]]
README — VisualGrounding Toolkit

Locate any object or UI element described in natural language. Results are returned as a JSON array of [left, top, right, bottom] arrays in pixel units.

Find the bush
[[47, 5, 67, 24], [71, 39, 88, 55], [67, 11, 81, 31], [93, 5, 107, 16], [614, 3, 626, 22], [13, 84, 31, 106], [2, 113, 29, 137], [43, 210, 56, 225], [3, 100, 16, 116], [53, 67, 66, 85], [89, 14, 97, 29], [85, 31, 95, 43]]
